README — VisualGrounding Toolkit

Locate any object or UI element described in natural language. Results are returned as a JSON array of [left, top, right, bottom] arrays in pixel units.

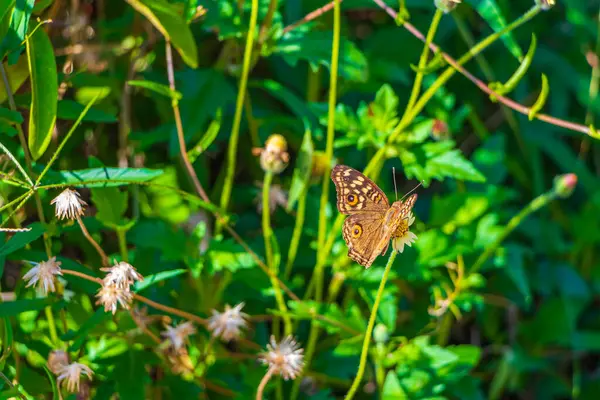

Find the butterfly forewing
[[331, 165, 389, 215]]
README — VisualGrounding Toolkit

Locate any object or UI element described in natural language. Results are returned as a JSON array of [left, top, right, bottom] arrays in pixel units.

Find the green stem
[[116, 228, 129, 262], [471, 191, 557, 273], [391, 5, 541, 143], [0, 191, 33, 228], [44, 306, 59, 346], [284, 185, 308, 280], [291, 2, 341, 398], [345, 251, 397, 400], [262, 171, 292, 337], [0, 191, 33, 215], [217, 0, 259, 232], [402, 9, 442, 118]]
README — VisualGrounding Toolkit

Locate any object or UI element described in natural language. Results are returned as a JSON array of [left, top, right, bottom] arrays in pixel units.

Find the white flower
[[22, 257, 62, 294], [259, 335, 304, 380], [50, 188, 87, 220], [95, 284, 133, 314], [56, 362, 93, 393], [208, 302, 248, 341], [161, 321, 196, 350], [392, 212, 418, 253], [100, 261, 143, 290]]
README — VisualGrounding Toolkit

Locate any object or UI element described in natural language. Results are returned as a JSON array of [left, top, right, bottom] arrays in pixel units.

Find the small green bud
[[553, 173, 577, 198], [373, 324, 389, 343], [434, 0, 461, 13]]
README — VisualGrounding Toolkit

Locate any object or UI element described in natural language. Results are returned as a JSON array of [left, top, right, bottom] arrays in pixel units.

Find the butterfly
[[331, 165, 417, 268]]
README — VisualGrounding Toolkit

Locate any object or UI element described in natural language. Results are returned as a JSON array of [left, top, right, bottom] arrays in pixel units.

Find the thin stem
[[60, 269, 209, 325], [258, 0, 278, 43], [471, 191, 558, 273], [403, 8, 443, 117], [165, 41, 210, 203], [262, 171, 292, 337], [0, 191, 33, 215], [218, 0, 259, 230], [256, 367, 275, 400], [76, 216, 109, 267], [116, 227, 129, 262], [293, 2, 341, 398], [0, 191, 34, 228], [284, 185, 308, 280], [581, 6, 600, 158], [345, 251, 397, 400], [44, 306, 60, 346], [283, 1, 338, 34]]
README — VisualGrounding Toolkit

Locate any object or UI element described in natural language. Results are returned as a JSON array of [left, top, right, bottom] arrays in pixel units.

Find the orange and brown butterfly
[[331, 165, 417, 268]]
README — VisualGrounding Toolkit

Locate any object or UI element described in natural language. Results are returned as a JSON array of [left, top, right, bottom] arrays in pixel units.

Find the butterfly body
[[331, 165, 417, 268]]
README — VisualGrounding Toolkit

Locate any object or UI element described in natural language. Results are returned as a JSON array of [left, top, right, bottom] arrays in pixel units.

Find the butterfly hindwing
[[331, 165, 389, 215], [342, 213, 391, 268]]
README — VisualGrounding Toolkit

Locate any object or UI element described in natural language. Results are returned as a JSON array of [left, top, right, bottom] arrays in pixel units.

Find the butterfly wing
[[342, 214, 392, 268], [331, 165, 389, 215]]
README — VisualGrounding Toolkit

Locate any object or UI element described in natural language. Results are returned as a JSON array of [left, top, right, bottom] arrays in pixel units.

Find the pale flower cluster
[[208, 302, 248, 342], [47, 350, 93, 393], [259, 335, 305, 380], [22, 257, 63, 295], [95, 261, 143, 314], [50, 188, 87, 220]]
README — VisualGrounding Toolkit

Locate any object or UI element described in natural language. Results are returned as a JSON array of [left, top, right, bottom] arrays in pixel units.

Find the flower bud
[[434, 0, 461, 13], [373, 323, 389, 344], [255, 134, 290, 174], [431, 119, 450, 141], [553, 173, 577, 198], [535, 0, 555, 11]]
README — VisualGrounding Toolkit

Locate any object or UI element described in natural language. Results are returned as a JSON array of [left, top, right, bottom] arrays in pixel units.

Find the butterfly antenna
[[400, 180, 425, 200], [393, 167, 398, 201]]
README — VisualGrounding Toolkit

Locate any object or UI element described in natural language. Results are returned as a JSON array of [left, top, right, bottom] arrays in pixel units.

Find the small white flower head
[[23, 257, 62, 294], [392, 212, 418, 253], [95, 284, 133, 314], [56, 362, 93, 393], [259, 335, 304, 380], [100, 261, 143, 290], [161, 321, 196, 350], [208, 302, 249, 342], [47, 350, 70, 374], [51, 188, 87, 220]]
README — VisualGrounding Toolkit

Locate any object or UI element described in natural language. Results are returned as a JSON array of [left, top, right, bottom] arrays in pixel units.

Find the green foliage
[[0, 0, 599, 399]]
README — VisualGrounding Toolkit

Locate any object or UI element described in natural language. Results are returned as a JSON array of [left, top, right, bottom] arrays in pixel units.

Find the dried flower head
[[47, 350, 70, 374], [51, 188, 87, 220], [253, 134, 290, 174], [23, 257, 62, 295], [95, 284, 133, 314], [259, 335, 305, 380], [161, 321, 196, 350], [56, 362, 94, 393], [208, 302, 249, 341], [392, 212, 418, 253], [434, 0, 461, 13], [101, 261, 143, 290], [163, 346, 195, 375]]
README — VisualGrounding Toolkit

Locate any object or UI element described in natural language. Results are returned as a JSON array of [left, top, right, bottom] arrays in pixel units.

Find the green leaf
[[91, 187, 129, 226], [399, 141, 486, 185], [57, 100, 117, 123], [0, 55, 29, 104], [133, 269, 187, 293], [0, 0, 34, 61], [187, 108, 222, 163], [287, 129, 313, 210], [467, 0, 523, 60], [125, 0, 198, 68], [383, 371, 408, 398], [0, 317, 13, 370], [127, 79, 182, 100], [0, 222, 44, 257], [42, 365, 59, 400], [0, 107, 22, 124], [66, 308, 111, 351], [26, 26, 57, 160], [208, 238, 255, 273], [275, 30, 368, 82], [39, 167, 164, 187], [0, 298, 55, 316]]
